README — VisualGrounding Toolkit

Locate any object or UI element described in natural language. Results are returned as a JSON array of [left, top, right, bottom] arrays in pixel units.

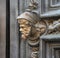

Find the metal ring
[[27, 40, 40, 46]]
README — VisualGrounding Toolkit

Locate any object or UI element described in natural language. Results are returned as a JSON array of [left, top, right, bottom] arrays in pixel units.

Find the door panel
[[10, 0, 60, 58], [55, 49, 60, 58], [40, 41, 60, 58], [46, 42, 60, 58], [40, 0, 60, 18]]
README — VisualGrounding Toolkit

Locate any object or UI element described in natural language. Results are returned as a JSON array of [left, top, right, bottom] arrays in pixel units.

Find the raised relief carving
[[18, 19, 31, 39], [17, 11, 47, 58], [17, 10, 60, 58], [17, 12, 47, 40], [47, 19, 60, 34], [17, 0, 60, 57], [17, 0, 48, 58], [31, 51, 38, 58], [31, 47, 39, 58]]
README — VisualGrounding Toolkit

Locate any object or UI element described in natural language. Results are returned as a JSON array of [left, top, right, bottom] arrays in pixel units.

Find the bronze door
[[4, 0, 60, 58]]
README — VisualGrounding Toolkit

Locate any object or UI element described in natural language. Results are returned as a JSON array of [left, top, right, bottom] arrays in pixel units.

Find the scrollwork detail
[[47, 19, 60, 34]]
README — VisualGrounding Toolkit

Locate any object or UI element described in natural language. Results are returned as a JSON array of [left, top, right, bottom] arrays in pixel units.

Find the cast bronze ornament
[[17, 12, 47, 40], [17, 0, 47, 58]]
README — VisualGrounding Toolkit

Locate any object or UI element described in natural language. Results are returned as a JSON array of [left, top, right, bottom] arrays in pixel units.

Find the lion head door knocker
[[17, 0, 47, 58]]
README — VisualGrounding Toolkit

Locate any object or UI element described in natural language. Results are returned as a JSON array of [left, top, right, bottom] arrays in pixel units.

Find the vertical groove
[[18, 0, 20, 58], [6, 0, 10, 58], [18, 0, 20, 15]]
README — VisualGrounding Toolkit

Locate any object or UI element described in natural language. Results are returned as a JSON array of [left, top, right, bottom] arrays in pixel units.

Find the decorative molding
[[17, 11, 60, 58], [50, 0, 60, 7], [18, 0, 41, 57], [47, 19, 60, 34], [17, 10, 47, 58], [40, 0, 60, 18], [17, 0, 60, 58]]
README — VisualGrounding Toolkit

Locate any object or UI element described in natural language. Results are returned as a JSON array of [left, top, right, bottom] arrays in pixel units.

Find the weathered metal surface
[[40, 34, 60, 39], [17, 0, 60, 58], [10, 0, 60, 58], [40, 0, 60, 18], [10, 0, 19, 58]]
